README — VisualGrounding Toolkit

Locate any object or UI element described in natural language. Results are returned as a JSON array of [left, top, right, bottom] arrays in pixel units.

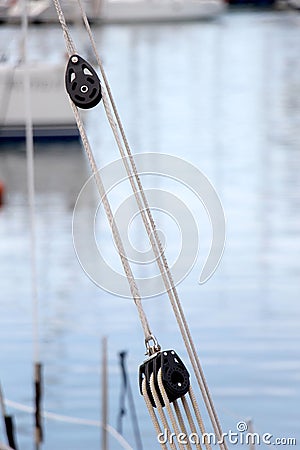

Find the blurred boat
[[97, 0, 226, 23], [0, 60, 79, 141], [0, 0, 226, 24], [1, 0, 50, 22], [0, 0, 84, 23], [0, 0, 12, 14]]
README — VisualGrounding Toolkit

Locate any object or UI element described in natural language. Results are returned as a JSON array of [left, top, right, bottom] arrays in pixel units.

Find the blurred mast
[[101, 337, 108, 450], [21, 0, 43, 448]]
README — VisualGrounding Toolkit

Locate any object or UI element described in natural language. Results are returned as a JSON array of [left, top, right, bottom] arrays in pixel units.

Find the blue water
[[1, 10, 300, 450]]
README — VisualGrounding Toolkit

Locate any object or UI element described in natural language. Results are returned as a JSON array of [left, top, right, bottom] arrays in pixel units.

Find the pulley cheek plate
[[65, 54, 102, 109], [139, 350, 190, 408]]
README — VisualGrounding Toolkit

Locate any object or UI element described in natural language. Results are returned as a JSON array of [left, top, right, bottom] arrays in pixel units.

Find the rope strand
[[141, 379, 168, 450], [149, 374, 178, 450], [4, 399, 132, 450], [71, 102, 152, 340], [72, 6, 228, 448], [52, 2, 227, 449]]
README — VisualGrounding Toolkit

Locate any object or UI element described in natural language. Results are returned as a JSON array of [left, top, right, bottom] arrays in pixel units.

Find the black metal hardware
[[139, 350, 190, 408], [65, 54, 102, 109]]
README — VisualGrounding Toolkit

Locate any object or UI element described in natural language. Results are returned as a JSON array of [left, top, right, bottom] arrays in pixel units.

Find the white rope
[[51, 0, 153, 341], [188, 387, 211, 448], [70, 102, 152, 341], [157, 369, 185, 450], [52, 0, 76, 55], [143, 368, 213, 450], [4, 399, 132, 450], [52, 2, 227, 449], [181, 397, 204, 450], [72, 7, 228, 449], [141, 378, 168, 450], [149, 373, 178, 450], [173, 400, 193, 450]]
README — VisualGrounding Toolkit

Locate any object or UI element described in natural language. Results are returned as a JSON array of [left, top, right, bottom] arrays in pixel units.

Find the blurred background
[[0, 2, 300, 449]]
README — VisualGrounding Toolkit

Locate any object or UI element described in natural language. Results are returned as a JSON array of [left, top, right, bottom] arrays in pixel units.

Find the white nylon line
[[4, 399, 133, 450], [51, 2, 228, 449]]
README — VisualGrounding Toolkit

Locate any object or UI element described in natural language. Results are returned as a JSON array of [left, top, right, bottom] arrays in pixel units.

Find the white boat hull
[[99, 0, 226, 23], [0, 0, 225, 24], [0, 62, 79, 141]]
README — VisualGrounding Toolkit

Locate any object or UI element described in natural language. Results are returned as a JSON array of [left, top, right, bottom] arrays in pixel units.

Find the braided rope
[[157, 369, 186, 450], [143, 369, 213, 450], [52, 0, 153, 342], [52, 1, 227, 449], [52, 0, 76, 55], [149, 374, 178, 450], [188, 386, 212, 450], [141, 378, 168, 450], [70, 102, 152, 340], [72, 3, 228, 448], [173, 400, 193, 450], [181, 396, 204, 450]]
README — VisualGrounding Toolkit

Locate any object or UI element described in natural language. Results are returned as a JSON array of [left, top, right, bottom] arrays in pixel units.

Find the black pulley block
[[65, 54, 102, 109], [139, 350, 190, 408]]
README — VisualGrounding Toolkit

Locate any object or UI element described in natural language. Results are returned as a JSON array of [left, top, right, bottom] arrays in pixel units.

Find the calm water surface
[[0, 10, 300, 450]]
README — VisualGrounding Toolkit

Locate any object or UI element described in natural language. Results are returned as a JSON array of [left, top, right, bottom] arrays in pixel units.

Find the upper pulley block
[[65, 54, 102, 109]]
